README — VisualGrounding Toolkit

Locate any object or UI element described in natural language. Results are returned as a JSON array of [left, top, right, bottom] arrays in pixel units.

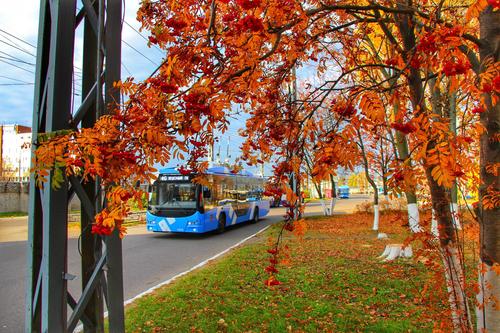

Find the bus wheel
[[217, 213, 226, 233], [251, 208, 259, 224]]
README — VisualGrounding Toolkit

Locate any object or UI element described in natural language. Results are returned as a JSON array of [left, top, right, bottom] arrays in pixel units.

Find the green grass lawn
[[125, 212, 457, 332], [0, 211, 27, 218]]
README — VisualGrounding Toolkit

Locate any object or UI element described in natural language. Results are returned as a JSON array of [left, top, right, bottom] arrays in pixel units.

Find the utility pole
[[207, 134, 214, 167], [26, 1, 124, 332], [216, 144, 221, 165], [225, 137, 231, 164]]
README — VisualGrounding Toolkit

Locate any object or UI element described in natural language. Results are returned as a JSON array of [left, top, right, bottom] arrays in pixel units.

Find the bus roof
[[158, 166, 257, 178]]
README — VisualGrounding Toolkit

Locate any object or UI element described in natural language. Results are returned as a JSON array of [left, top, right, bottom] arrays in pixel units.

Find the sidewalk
[[0, 215, 149, 242]]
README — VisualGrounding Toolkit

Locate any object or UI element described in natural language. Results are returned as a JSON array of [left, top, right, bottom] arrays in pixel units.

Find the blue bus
[[146, 166, 270, 233], [337, 185, 350, 199]]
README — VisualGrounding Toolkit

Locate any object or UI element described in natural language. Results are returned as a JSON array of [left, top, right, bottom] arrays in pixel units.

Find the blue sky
[[0, 2, 330, 177], [0, 2, 259, 172], [0, 2, 38, 126], [0, 1, 166, 126]]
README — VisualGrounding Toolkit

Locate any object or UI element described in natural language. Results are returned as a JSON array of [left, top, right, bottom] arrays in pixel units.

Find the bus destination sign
[[159, 175, 190, 182]]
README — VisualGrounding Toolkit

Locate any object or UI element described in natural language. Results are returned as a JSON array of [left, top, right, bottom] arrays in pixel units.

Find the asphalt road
[[0, 196, 368, 332]]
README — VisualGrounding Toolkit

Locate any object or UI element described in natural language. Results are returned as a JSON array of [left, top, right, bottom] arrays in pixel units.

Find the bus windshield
[[149, 181, 197, 209]]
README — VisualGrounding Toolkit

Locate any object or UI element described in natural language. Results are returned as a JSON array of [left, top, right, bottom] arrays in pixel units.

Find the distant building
[[306, 176, 339, 199], [0, 125, 32, 181]]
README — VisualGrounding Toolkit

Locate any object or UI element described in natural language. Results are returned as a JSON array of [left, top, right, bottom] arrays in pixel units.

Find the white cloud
[[0, 1, 39, 44], [0, 1, 163, 127]]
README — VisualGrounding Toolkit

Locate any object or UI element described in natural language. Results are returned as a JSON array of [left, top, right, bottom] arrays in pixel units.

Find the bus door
[[235, 177, 250, 217], [236, 191, 250, 216], [217, 177, 238, 218]]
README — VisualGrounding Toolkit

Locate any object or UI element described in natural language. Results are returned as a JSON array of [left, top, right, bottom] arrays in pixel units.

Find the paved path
[[0, 216, 29, 243], [0, 196, 368, 332]]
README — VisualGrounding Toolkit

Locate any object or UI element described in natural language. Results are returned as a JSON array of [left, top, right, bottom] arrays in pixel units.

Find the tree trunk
[[382, 173, 388, 197], [378, 136, 389, 199], [314, 180, 329, 216], [329, 174, 337, 215], [393, 110, 420, 232], [441, 245, 472, 332], [424, 147, 473, 332], [314, 181, 322, 200], [289, 171, 301, 221], [428, 76, 463, 237], [357, 129, 380, 231], [394, 7, 472, 330], [477, 6, 500, 333], [448, 91, 462, 230]]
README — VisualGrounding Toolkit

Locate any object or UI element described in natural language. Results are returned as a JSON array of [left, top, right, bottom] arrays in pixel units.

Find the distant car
[[270, 196, 281, 208]]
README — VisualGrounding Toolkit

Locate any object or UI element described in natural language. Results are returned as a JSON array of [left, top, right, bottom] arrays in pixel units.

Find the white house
[[0, 124, 32, 181]]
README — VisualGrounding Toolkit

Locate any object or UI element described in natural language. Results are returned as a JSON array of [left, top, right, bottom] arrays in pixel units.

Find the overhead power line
[[0, 55, 33, 66], [0, 59, 34, 74], [0, 38, 36, 57], [122, 40, 159, 66], [0, 75, 33, 84], [0, 51, 35, 65], [0, 28, 36, 48], [0, 83, 34, 86], [0, 27, 160, 80], [75, 7, 149, 76], [123, 20, 164, 55], [0, 28, 84, 78], [0, 31, 35, 56], [121, 62, 132, 76]]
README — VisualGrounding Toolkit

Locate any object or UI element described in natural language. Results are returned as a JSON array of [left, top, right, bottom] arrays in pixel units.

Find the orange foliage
[[34, 0, 496, 289], [30, 1, 498, 329]]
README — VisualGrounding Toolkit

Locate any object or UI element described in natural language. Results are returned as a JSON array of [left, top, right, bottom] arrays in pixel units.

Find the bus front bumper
[[146, 211, 206, 233]]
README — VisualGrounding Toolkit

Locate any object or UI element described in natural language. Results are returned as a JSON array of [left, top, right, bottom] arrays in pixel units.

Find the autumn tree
[[34, 0, 498, 330], [474, 3, 500, 331]]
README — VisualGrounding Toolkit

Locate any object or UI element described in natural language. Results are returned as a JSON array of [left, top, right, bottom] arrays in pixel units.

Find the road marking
[[76, 224, 271, 332]]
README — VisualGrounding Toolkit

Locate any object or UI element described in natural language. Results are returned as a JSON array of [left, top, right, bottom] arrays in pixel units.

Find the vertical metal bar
[[104, 1, 125, 331], [28, 0, 125, 331], [105, 231, 125, 333], [26, 1, 50, 330], [96, 0, 105, 118], [81, 0, 104, 330], [40, 1, 76, 331]]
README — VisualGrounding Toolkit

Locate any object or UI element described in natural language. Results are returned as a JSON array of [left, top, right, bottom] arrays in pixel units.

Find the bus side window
[[148, 184, 156, 202], [203, 187, 211, 199], [202, 186, 212, 210]]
